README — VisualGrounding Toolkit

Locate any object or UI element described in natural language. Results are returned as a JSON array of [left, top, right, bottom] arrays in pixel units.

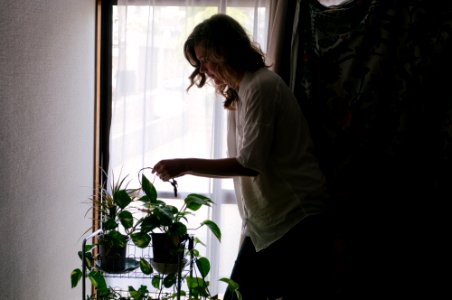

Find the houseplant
[[130, 168, 238, 299], [97, 173, 140, 272], [71, 168, 242, 299], [71, 171, 142, 298], [136, 169, 230, 299], [133, 168, 221, 261]]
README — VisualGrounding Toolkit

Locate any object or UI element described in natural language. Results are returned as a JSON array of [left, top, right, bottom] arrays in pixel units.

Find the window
[[99, 0, 270, 295]]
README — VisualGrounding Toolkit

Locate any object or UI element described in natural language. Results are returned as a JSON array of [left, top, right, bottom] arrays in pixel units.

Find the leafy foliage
[[70, 170, 241, 299]]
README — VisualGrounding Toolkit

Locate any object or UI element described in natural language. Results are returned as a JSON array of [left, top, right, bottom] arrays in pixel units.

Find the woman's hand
[[152, 159, 187, 181]]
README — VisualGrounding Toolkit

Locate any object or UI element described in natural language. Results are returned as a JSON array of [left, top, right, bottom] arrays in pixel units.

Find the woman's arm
[[152, 157, 258, 181]]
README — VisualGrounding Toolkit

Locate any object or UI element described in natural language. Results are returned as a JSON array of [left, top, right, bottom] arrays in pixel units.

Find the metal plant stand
[[81, 230, 192, 300]]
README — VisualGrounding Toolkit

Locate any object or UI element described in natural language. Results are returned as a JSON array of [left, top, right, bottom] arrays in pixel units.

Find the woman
[[152, 14, 333, 299]]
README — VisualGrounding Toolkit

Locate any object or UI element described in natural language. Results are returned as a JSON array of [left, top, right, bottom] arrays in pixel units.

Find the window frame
[[94, 0, 271, 295]]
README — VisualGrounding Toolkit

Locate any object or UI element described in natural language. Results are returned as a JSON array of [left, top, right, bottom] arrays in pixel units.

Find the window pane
[[109, 2, 270, 295]]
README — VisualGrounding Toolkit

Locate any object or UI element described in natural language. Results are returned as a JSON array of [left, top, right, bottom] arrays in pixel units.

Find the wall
[[0, 0, 95, 299]]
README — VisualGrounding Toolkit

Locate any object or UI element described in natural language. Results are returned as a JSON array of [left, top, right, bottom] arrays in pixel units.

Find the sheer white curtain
[[109, 0, 270, 295]]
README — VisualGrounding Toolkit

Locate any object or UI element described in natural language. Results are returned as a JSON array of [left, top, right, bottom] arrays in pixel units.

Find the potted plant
[[121, 168, 241, 299], [134, 168, 220, 262], [97, 173, 140, 272], [71, 169, 242, 300], [129, 168, 228, 298], [71, 171, 141, 298]]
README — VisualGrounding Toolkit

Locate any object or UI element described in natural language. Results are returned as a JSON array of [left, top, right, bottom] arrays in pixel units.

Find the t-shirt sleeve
[[237, 78, 279, 172]]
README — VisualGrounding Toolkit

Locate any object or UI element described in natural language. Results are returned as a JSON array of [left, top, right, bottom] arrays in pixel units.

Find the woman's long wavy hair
[[184, 14, 268, 110]]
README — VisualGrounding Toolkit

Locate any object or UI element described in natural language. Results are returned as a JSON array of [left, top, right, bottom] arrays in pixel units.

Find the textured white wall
[[0, 0, 95, 299]]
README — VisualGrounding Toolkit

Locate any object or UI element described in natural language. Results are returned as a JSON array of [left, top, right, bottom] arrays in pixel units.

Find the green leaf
[[185, 193, 213, 211], [131, 232, 151, 248], [96, 285, 113, 298], [141, 174, 157, 203], [102, 230, 127, 247], [190, 248, 200, 257], [186, 276, 210, 297], [128, 286, 139, 299], [195, 256, 210, 278], [137, 285, 149, 293], [220, 278, 242, 300], [139, 195, 150, 202], [154, 206, 175, 226], [102, 218, 118, 231], [81, 251, 94, 270], [168, 222, 187, 238], [118, 210, 133, 229], [83, 244, 95, 253], [202, 220, 221, 242], [88, 270, 107, 290], [151, 274, 161, 289], [219, 277, 239, 290], [163, 273, 177, 288], [77, 245, 94, 267], [139, 258, 153, 275], [129, 285, 149, 300], [139, 215, 158, 233], [70, 268, 82, 288], [113, 189, 132, 209]]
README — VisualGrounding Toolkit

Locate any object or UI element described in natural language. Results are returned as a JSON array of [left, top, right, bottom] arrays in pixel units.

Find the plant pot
[[98, 236, 128, 273], [151, 232, 187, 274]]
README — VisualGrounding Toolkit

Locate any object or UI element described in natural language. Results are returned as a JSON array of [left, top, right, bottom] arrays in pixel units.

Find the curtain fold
[[266, 0, 297, 83]]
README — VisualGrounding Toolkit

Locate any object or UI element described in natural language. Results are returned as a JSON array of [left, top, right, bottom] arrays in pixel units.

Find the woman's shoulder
[[239, 68, 296, 108], [242, 68, 284, 89], [254, 67, 281, 80]]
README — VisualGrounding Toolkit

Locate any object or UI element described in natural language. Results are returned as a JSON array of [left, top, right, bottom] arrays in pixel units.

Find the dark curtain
[[266, 0, 297, 83], [271, 0, 452, 298]]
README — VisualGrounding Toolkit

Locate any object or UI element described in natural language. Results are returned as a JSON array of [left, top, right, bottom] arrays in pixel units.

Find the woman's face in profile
[[194, 44, 223, 85]]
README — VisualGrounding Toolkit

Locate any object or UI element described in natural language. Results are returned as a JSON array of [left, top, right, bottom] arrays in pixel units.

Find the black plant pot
[[98, 238, 128, 273], [150, 232, 187, 274]]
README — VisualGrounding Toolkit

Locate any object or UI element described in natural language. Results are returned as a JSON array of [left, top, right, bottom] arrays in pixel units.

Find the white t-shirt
[[227, 68, 327, 251]]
